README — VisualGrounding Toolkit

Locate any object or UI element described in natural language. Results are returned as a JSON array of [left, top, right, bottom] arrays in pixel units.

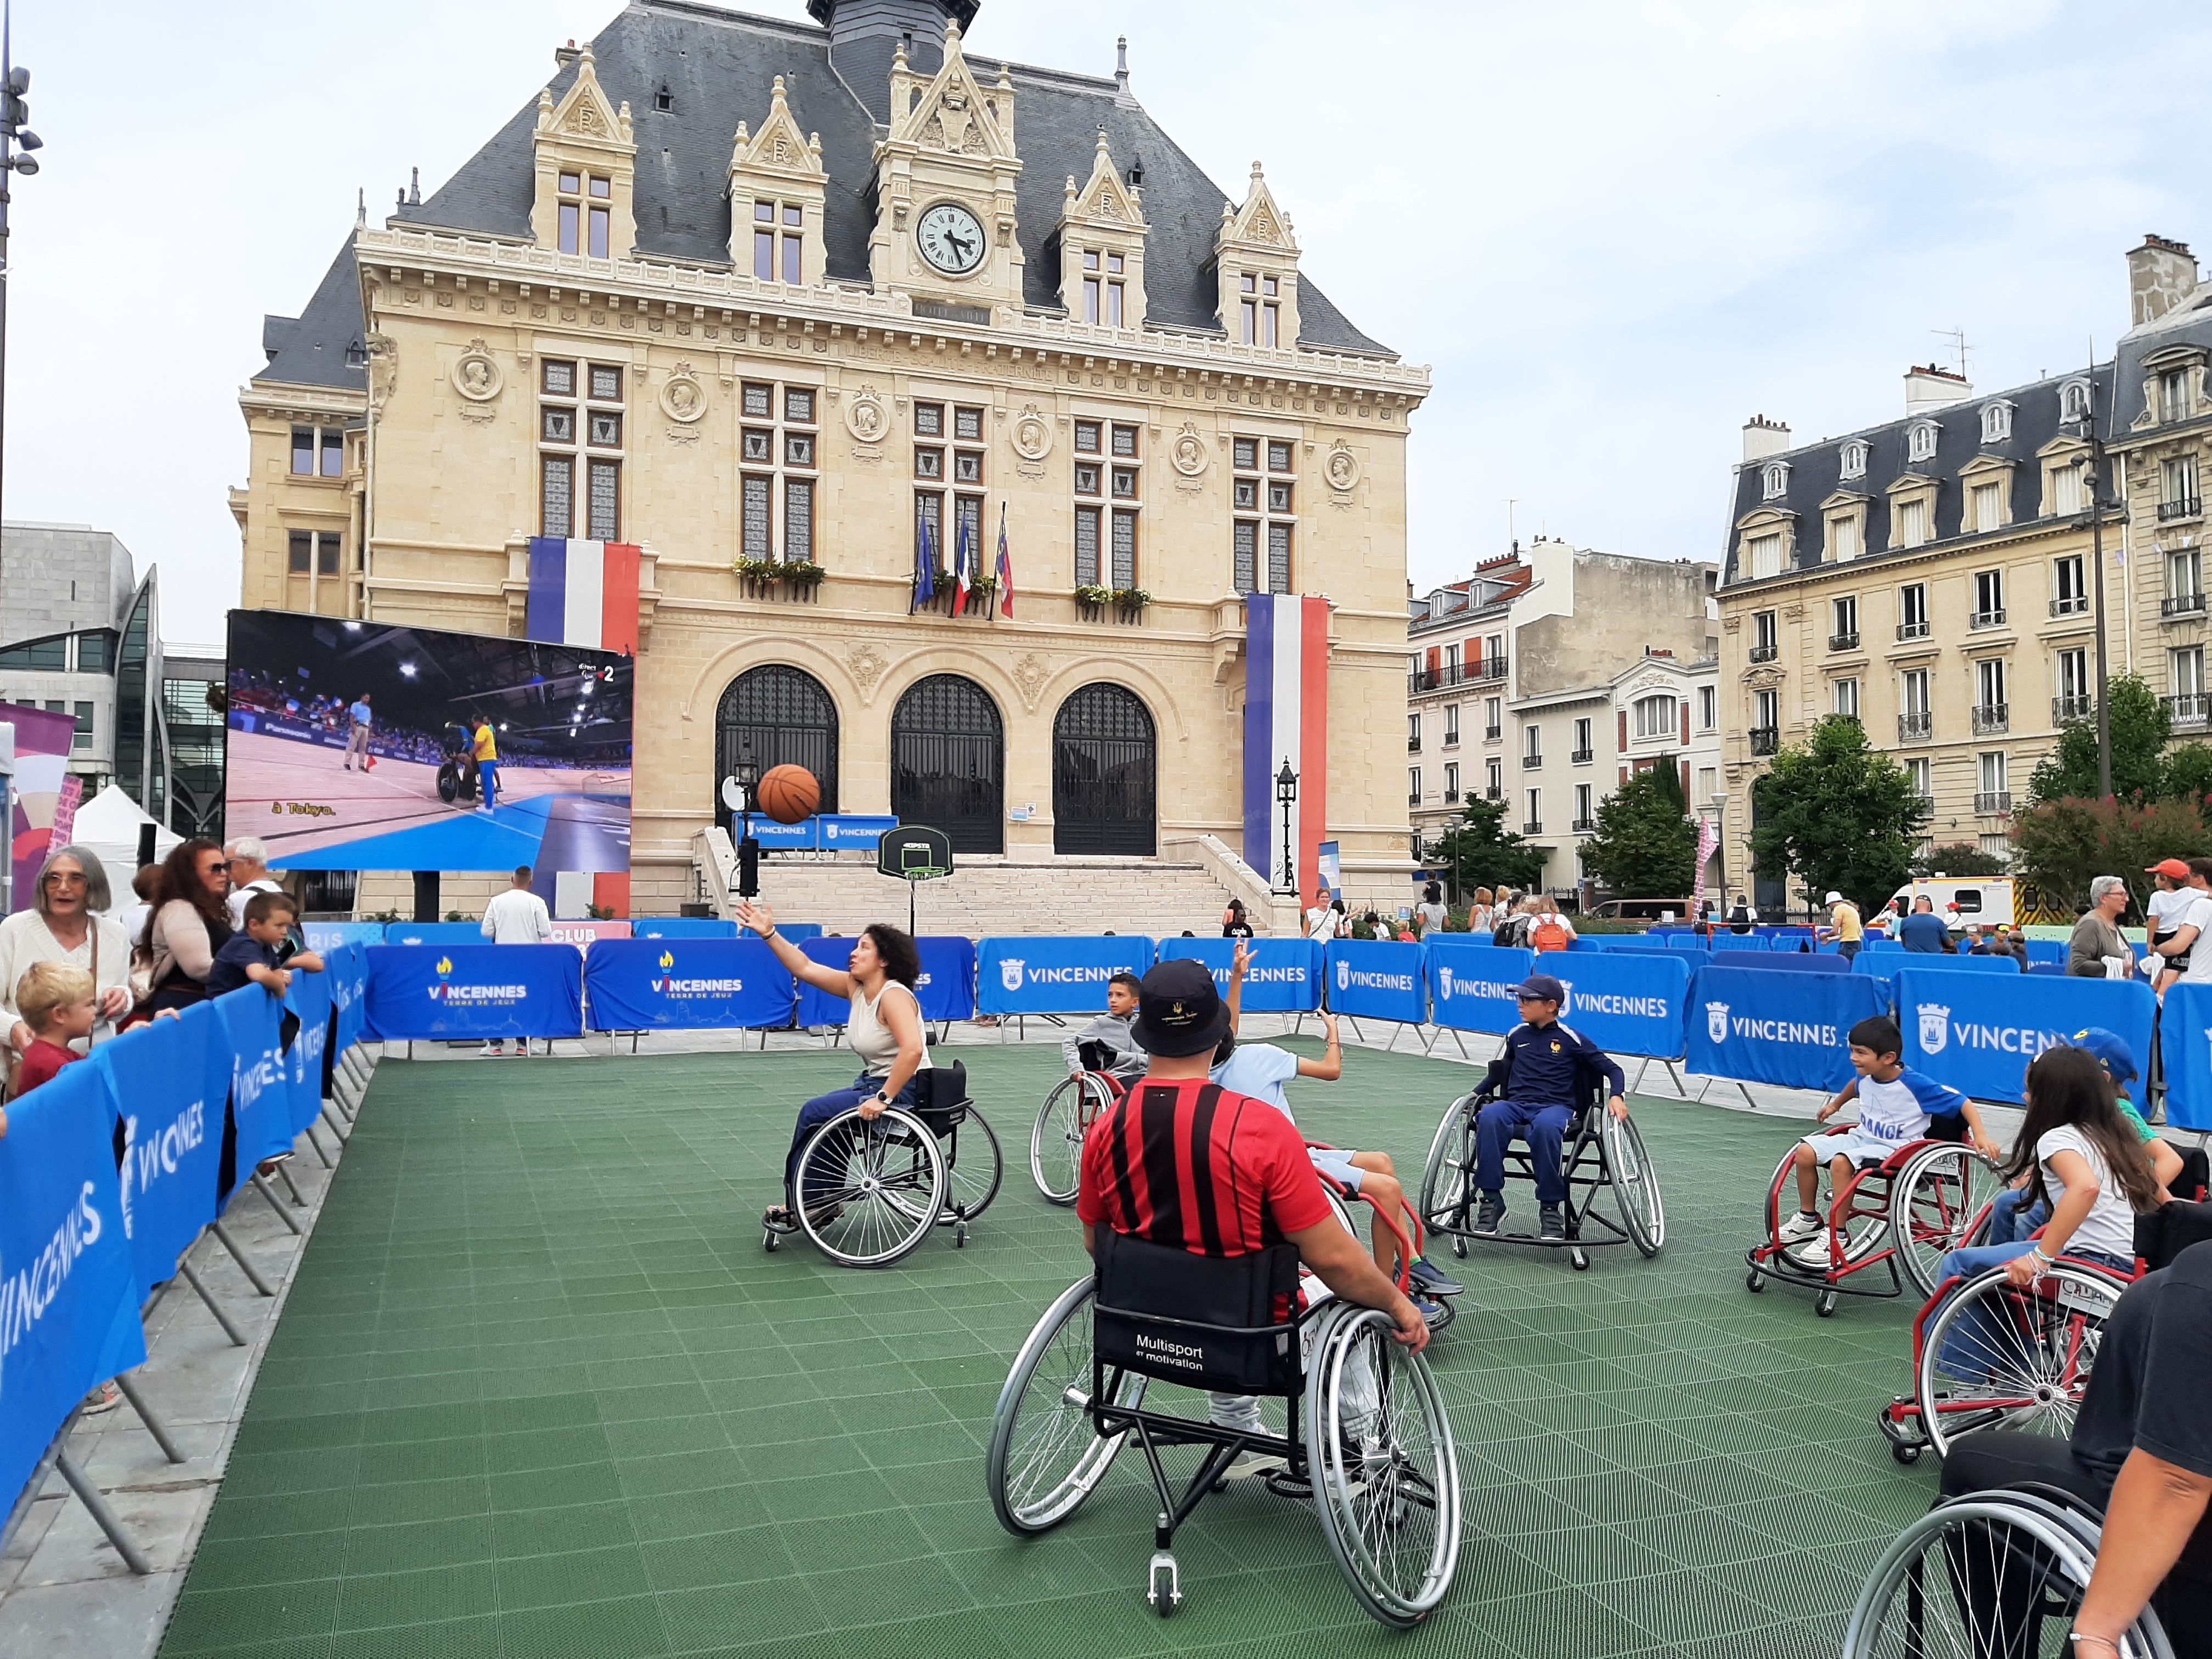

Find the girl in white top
[[737, 901, 931, 1229]]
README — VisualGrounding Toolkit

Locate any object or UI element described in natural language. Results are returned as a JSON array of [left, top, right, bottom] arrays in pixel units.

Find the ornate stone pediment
[[890, 26, 1015, 163], [536, 47, 632, 150]]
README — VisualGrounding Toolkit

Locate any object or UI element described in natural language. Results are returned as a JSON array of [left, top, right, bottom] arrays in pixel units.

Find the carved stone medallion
[[453, 341, 502, 405], [1170, 424, 1209, 479], [1012, 653, 1051, 712], [845, 386, 890, 445], [1324, 442, 1361, 494], [847, 640, 889, 703], [659, 366, 707, 424]]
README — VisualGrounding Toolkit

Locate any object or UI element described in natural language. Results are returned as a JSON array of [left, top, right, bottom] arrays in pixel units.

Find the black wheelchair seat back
[[1092, 1230, 1302, 1396], [2172, 1142, 2210, 1203], [2135, 1195, 2212, 1272], [1076, 1039, 1116, 1074], [911, 1060, 970, 1135], [1923, 1112, 1970, 1146]]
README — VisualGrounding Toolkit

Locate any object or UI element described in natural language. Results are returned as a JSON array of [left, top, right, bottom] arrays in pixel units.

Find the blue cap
[[1511, 974, 1567, 1004], [2070, 1026, 2138, 1085]]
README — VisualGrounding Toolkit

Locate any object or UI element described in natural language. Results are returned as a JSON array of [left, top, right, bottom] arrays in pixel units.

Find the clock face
[[916, 202, 987, 276]]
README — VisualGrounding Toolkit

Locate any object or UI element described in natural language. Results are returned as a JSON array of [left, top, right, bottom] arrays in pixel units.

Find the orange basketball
[[756, 764, 820, 825]]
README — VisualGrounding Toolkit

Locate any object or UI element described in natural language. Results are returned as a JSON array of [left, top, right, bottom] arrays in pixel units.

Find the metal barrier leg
[[301, 1120, 335, 1169], [178, 1258, 249, 1347], [209, 1221, 277, 1297], [321, 1103, 351, 1144], [54, 1448, 152, 1575], [274, 1159, 307, 1205], [251, 1175, 305, 1237], [1663, 1060, 1689, 1098], [111, 1373, 185, 1465], [1632, 1058, 1651, 1095]]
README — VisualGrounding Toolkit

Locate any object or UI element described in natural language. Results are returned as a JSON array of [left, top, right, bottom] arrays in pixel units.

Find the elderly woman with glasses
[[0, 843, 134, 1056], [2070, 874, 2138, 978]]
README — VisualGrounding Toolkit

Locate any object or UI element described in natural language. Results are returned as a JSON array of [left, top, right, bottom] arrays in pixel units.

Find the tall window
[[1829, 515, 1859, 562], [1753, 689, 1779, 731], [286, 531, 342, 575], [1895, 498, 1928, 547], [1747, 532, 1782, 578], [1906, 756, 1932, 802], [541, 358, 624, 539], [1486, 757, 1503, 797], [1899, 582, 1930, 638], [2053, 461, 2085, 516], [1524, 788, 1541, 832], [2174, 646, 2207, 716], [1574, 783, 1593, 827], [1081, 250, 1126, 326], [753, 199, 805, 284], [1444, 703, 1460, 744], [738, 382, 819, 563], [1232, 436, 1294, 594], [1633, 695, 1677, 738], [1978, 752, 2008, 804], [1971, 481, 2004, 534], [1408, 712, 1421, 751], [1976, 658, 2008, 714], [1408, 766, 1421, 805], [2052, 554, 2086, 614], [1972, 568, 2005, 625], [2169, 547, 2203, 603], [1831, 595, 1858, 645], [1444, 763, 1460, 803], [1698, 686, 1717, 729], [1572, 715, 1592, 758], [290, 426, 344, 478], [1833, 678, 1860, 718], [1074, 421, 1140, 588], [2057, 647, 2091, 720], [2164, 454, 2200, 514], [1485, 696, 1502, 738], [1902, 668, 1931, 718], [1238, 272, 1281, 347], [556, 171, 611, 258], [1752, 610, 1778, 657], [2160, 368, 2190, 424], [1523, 723, 1542, 765]]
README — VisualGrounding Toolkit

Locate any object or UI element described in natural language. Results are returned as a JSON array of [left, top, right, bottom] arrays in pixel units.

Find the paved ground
[[136, 1036, 1958, 1659]]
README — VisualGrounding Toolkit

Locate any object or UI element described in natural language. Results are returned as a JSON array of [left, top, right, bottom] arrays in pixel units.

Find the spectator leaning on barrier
[[1823, 891, 1863, 961], [137, 839, 235, 1020], [223, 837, 285, 932], [0, 846, 133, 1076], [2070, 876, 2136, 978], [207, 891, 325, 998], [480, 867, 552, 1058]]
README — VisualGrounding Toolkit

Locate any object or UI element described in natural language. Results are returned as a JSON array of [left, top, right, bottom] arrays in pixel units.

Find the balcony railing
[[1485, 787, 1503, 800], [2163, 591, 2207, 617], [1748, 643, 1779, 663], [1899, 711, 1933, 742], [1522, 820, 1543, 835], [1974, 791, 2012, 816], [2050, 595, 2090, 617], [2053, 694, 2095, 723], [1749, 726, 1779, 756], [2158, 496, 2203, 522], [1570, 747, 1594, 765], [1442, 732, 1459, 748], [1912, 792, 1936, 817], [1522, 752, 1543, 769], [1415, 659, 1507, 692], [1571, 816, 1596, 832], [1408, 792, 1422, 806], [2167, 692, 2211, 726], [1829, 631, 1860, 651], [1407, 735, 1422, 752], [1483, 725, 1502, 741], [1972, 703, 2009, 735], [1969, 608, 2008, 629], [1408, 671, 1434, 695], [1473, 656, 1508, 681], [1898, 619, 1931, 640], [1443, 788, 1460, 804]]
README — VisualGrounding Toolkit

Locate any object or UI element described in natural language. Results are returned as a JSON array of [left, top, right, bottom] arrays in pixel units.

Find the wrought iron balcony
[[1899, 711, 1933, 742], [2050, 595, 2090, 617], [1522, 752, 1543, 769], [2163, 591, 2206, 617], [1912, 792, 1936, 817], [1897, 619, 1932, 640], [1522, 820, 1543, 835], [2166, 692, 2211, 727], [2158, 496, 2202, 522], [1473, 656, 1509, 681], [1442, 732, 1459, 748], [2052, 694, 2095, 723], [1407, 670, 1436, 694], [1829, 631, 1860, 651], [1485, 787, 1503, 800], [1571, 816, 1596, 833], [1972, 703, 2009, 735], [1570, 747, 1594, 765], [1408, 735, 1422, 752], [1444, 788, 1461, 804], [1408, 791, 1422, 806], [1749, 726, 1779, 756], [1748, 643, 1779, 663], [1483, 725, 1503, 741], [1974, 791, 2012, 816], [1968, 608, 2008, 629]]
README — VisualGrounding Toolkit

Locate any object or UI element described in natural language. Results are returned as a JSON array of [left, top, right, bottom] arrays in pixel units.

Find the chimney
[[1741, 414, 1791, 463], [2128, 234, 2199, 327], [1904, 364, 1971, 415]]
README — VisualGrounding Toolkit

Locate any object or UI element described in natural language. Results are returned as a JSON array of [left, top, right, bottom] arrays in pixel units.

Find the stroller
[[435, 723, 479, 804]]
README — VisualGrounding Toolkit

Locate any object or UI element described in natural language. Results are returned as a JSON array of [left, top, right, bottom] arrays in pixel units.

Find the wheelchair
[[985, 1185, 1461, 1627], [1418, 1072, 1663, 1271], [1029, 1040, 1126, 1205], [1842, 1483, 2174, 1658], [1745, 1114, 1999, 1316], [763, 1060, 1002, 1267]]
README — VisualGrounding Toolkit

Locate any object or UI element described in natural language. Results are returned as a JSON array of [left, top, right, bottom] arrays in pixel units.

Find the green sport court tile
[[158, 1043, 1943, 1658]]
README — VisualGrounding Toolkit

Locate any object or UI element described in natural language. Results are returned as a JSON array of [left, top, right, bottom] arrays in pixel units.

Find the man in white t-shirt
[[2149, 857, 2212, 987], [2146, 858, 2201, 992], [479, 867, 552, 1056]]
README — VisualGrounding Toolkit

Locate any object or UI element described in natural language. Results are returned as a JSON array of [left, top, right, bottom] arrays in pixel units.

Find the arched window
[[716, 665, 839, 831], [1632, 693, 1678, 741], [2060, 379, 2092, 425], [1907, 420, 1939, 464], [1762, 461, 1790, 500], [1980, 400, 2014, 444], [890, 674, 1003, 854], [1052, 684, 1156, 855], [1839, 439, 1869, 480]]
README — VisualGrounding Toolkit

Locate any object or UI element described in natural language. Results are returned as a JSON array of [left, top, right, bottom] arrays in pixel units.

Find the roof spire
[[355, 187, 366, 228], [1115, 35, 1128, 88]]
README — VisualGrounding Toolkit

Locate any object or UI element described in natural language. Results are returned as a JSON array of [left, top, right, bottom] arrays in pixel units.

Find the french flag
[[526, 539, 641, 653], [1242, 594, 1330, 905]]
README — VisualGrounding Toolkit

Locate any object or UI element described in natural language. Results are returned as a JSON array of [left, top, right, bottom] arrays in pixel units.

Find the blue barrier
[[381, 921, 489, 946], [1712, 950, 1849, 974], [1552, 950, 1691, 1060], [1854, 949, 2019, 980], [978, 936, 1156, 1015], [1710, 933, 1765, 948], [583, 938, 794, 1031], [329, 943, 369, 1053], [740, 923, 822, 944], [2024, 940, 2069, 969], [364, 944, 585, 1041], [630, 917, 739, 939], [282, 967, 333, 1138], [1685, 966, 1892, 1093], [304, 922, 388, 952], [1324, 941, 1427, 1024], [1566, 936, 1611, 952], [2162, 983, 2212, 1131], [1425, 943, 1534, 1034], [741, 814, 901, 851], [217, 986, 297, 1171], [1155, 937, 1323, 1014], [93, 1002, 228, 1301], [1895, 968, 2157, 1108], [2027, 963, 2068, 977], [794, 936, 979, 1025], [1864, 938, 1904, 951]]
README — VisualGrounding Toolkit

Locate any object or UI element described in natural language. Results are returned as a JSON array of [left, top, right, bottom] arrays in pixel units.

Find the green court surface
[[159, 1042, 1937, 1659]]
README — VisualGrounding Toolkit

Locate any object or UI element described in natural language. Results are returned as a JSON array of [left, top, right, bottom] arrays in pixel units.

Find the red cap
[[2147, 858, 2193, 879]]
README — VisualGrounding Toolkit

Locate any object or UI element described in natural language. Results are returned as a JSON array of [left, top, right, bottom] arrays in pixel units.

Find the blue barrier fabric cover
[[741, 814, 901, 851], [304, 922, 390, 952], [792, 937, 979, 1026], [94, 1004, 225, 1300], [629, 918, 740, 939], [2162, 984, 2212, 1131], [1854, 949, 2019, 980], [2024, 940, 2070, 968], [1154, 937, 1323, 1014], [583, 938, 794, 1031], [1550, 951, 1691, 1060], [1711, 950, 1849, 974], [740, 923, 823, 943], [329, 943, 369, 1053], [1684, 966, 1891, 1093], [1324, 941, 1428, 1024], [364, 945, 585, 1041], [977, 936, 1156, 1014], [282, 968, 333, 1136], [216, 986, 297, 1170], [381, 922, 492, 946], [1425, 943, 1534, 1034], [0, 1059, 150, 1509], [1896, 969, 2157, 1109]]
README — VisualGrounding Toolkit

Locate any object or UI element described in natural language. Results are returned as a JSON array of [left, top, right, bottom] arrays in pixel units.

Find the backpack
[[1492, 917, 1524, 949], [1531, 915, 1571, 953]]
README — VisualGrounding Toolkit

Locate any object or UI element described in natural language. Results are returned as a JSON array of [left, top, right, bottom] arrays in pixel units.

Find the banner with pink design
[[3, 702, 84, 914]]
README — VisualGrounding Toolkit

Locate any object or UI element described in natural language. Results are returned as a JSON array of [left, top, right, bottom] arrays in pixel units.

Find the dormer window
[[2160, 368, 2192, 424], [1839, 439, 1868, 480], [1980, 400, 2014, 444], [1761, 461, 1790, 501], [654, 84, 674, 112], [1907, 420, 1939, 464], [1082, 250, 1126, 327], [753, 200, 804, 284], [1239, 273, 1280, 347], [2060, 379, 2092, 425], [557, 171, 612, 258]]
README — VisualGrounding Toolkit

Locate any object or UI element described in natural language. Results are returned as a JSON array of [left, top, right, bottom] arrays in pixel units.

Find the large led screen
[[224, 611, 632, 873]]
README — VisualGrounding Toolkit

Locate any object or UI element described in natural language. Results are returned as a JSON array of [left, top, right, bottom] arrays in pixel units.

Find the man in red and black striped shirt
[[1077, 960, 1427, 1358]]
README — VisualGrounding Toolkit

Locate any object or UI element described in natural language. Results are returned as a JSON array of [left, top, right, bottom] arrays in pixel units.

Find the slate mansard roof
[[254, 0, 1389, 393]]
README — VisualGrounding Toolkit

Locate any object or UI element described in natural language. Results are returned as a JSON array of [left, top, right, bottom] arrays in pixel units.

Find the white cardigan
[[0, 907, 132, 1042]]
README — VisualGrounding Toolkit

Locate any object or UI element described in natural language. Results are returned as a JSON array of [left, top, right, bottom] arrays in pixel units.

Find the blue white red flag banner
[[953, 508, 973, 613], [995, 504, 1015, 618], [913, 509, 938, 611], [1242, 595, 1330, 904], [526, 539, 641, 653]]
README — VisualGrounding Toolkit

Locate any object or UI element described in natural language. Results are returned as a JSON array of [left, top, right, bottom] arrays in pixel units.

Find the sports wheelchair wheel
[[1603, 1113, 1664, 1257], [1914, 1262, 2123, 1459], [1841, 1488, 2173, 1659], [1416, 1095, 1472, 1236], [1031, 1074, 1115, 1205], [792, 1107, 946, 1268], [1307, 1301, 1461, 1629], [1892, 1143, 2000, 1300], [1759, 1141, 1887, 1274], [939, 1106, 1003, 1232], [987, 1277, 1147, 1535]]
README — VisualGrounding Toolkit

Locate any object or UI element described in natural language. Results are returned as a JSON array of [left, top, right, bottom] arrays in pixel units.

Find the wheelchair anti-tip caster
[[1891, 1441, 1922, 1465], [763, 1229, 778, 1252], [954, 1221, 969, 1248], [1815, 1290, 1838, 1318], [1745, 1267, 1764, 1292], [1451, 1237, 1467, 1259], [1570, 1248, 1589, 1272], [1147, 1550, 1181, 1616]]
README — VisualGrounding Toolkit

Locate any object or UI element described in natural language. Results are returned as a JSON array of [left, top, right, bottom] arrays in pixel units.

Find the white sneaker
[[1776, 1211, 1824, 1245], [481, 1041, 505, 1057]]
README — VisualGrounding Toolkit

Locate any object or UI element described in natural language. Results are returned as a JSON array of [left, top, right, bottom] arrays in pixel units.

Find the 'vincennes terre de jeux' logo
[[1917, 1003, 1951, 1056], [651, 949, 744, 998], [1706, 1001, 1730, 1044], [427, 954, 529, 1007]]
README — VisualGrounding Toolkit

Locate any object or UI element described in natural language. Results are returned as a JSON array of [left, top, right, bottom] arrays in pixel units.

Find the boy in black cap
[[1470, 973, 1627, 1242]]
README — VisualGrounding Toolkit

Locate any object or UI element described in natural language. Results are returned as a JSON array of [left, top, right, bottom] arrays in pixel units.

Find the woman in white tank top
[[736, 901, 931, 1228]]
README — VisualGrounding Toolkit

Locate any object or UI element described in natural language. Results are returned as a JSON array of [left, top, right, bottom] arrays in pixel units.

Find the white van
[[1871, 876, 2017, 933]]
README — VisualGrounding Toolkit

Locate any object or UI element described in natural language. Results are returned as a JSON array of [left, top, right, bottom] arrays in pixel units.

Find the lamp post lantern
[[1275, 758, 1299, 898]]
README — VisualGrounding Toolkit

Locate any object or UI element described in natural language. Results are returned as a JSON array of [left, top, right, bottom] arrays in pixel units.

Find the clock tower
[[868, 19, 1025, 318]]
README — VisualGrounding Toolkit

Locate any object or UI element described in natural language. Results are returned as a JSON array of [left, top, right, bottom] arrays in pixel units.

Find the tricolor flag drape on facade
[[526, 539, 641, 653], [995, 505, 1015, 618], [953, 509, 974, 613], [1242, 594, 1330, 904], [913, 510, 938, 611]]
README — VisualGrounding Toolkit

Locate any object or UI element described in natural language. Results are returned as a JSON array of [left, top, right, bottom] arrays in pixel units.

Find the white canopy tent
[[68, 783, 183, 911]]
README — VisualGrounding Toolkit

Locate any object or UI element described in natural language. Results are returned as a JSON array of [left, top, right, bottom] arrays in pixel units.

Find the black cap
[[1510, 973, 1567, 1004], [1131, 959, 1231, 1057]]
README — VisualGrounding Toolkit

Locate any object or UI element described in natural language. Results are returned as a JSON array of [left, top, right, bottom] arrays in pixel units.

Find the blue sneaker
[[1415, 1295, 1448, 1328], [1407, 1257, 1464, 1297]]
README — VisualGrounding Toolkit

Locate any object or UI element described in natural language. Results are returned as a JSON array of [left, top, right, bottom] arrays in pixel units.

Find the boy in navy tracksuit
[[1471, 973, 1628, 1241]]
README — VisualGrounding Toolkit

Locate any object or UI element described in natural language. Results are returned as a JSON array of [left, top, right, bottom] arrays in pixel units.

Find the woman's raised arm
[[732, 901, 850, 997]]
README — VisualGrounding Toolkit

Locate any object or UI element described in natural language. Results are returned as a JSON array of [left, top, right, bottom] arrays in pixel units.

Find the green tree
[[2026, 674, 2170, 804], [2012, 795, 2212, 918], [1911, 841, 2010, 878], [2163, 742, 2212, 805], [1748, 715, 1926, 912], [1424, 796, 1547, 899], [1578, 768, 1696, 899]]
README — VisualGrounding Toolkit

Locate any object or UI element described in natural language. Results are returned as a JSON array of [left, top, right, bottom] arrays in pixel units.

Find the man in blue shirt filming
[[1471, 973, 1627, 1242]]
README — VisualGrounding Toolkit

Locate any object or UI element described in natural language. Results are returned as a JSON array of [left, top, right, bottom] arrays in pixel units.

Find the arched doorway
[[1052, 683, 1156, 856], [716, 665, 840, 834], [890, 674, 1003, 854]]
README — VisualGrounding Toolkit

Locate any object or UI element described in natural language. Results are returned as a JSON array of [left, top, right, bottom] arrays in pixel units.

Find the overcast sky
[[7, 0, 2207, 640]]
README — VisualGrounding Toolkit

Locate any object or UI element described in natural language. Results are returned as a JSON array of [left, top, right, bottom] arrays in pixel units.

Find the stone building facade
[[230, 0, 1429, 916]]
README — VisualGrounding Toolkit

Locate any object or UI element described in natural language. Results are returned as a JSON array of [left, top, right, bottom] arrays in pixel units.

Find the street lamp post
[[2075, 383, 2114, 799], [1275, 758, 1299, 899], [0, 0, 44, 566]]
